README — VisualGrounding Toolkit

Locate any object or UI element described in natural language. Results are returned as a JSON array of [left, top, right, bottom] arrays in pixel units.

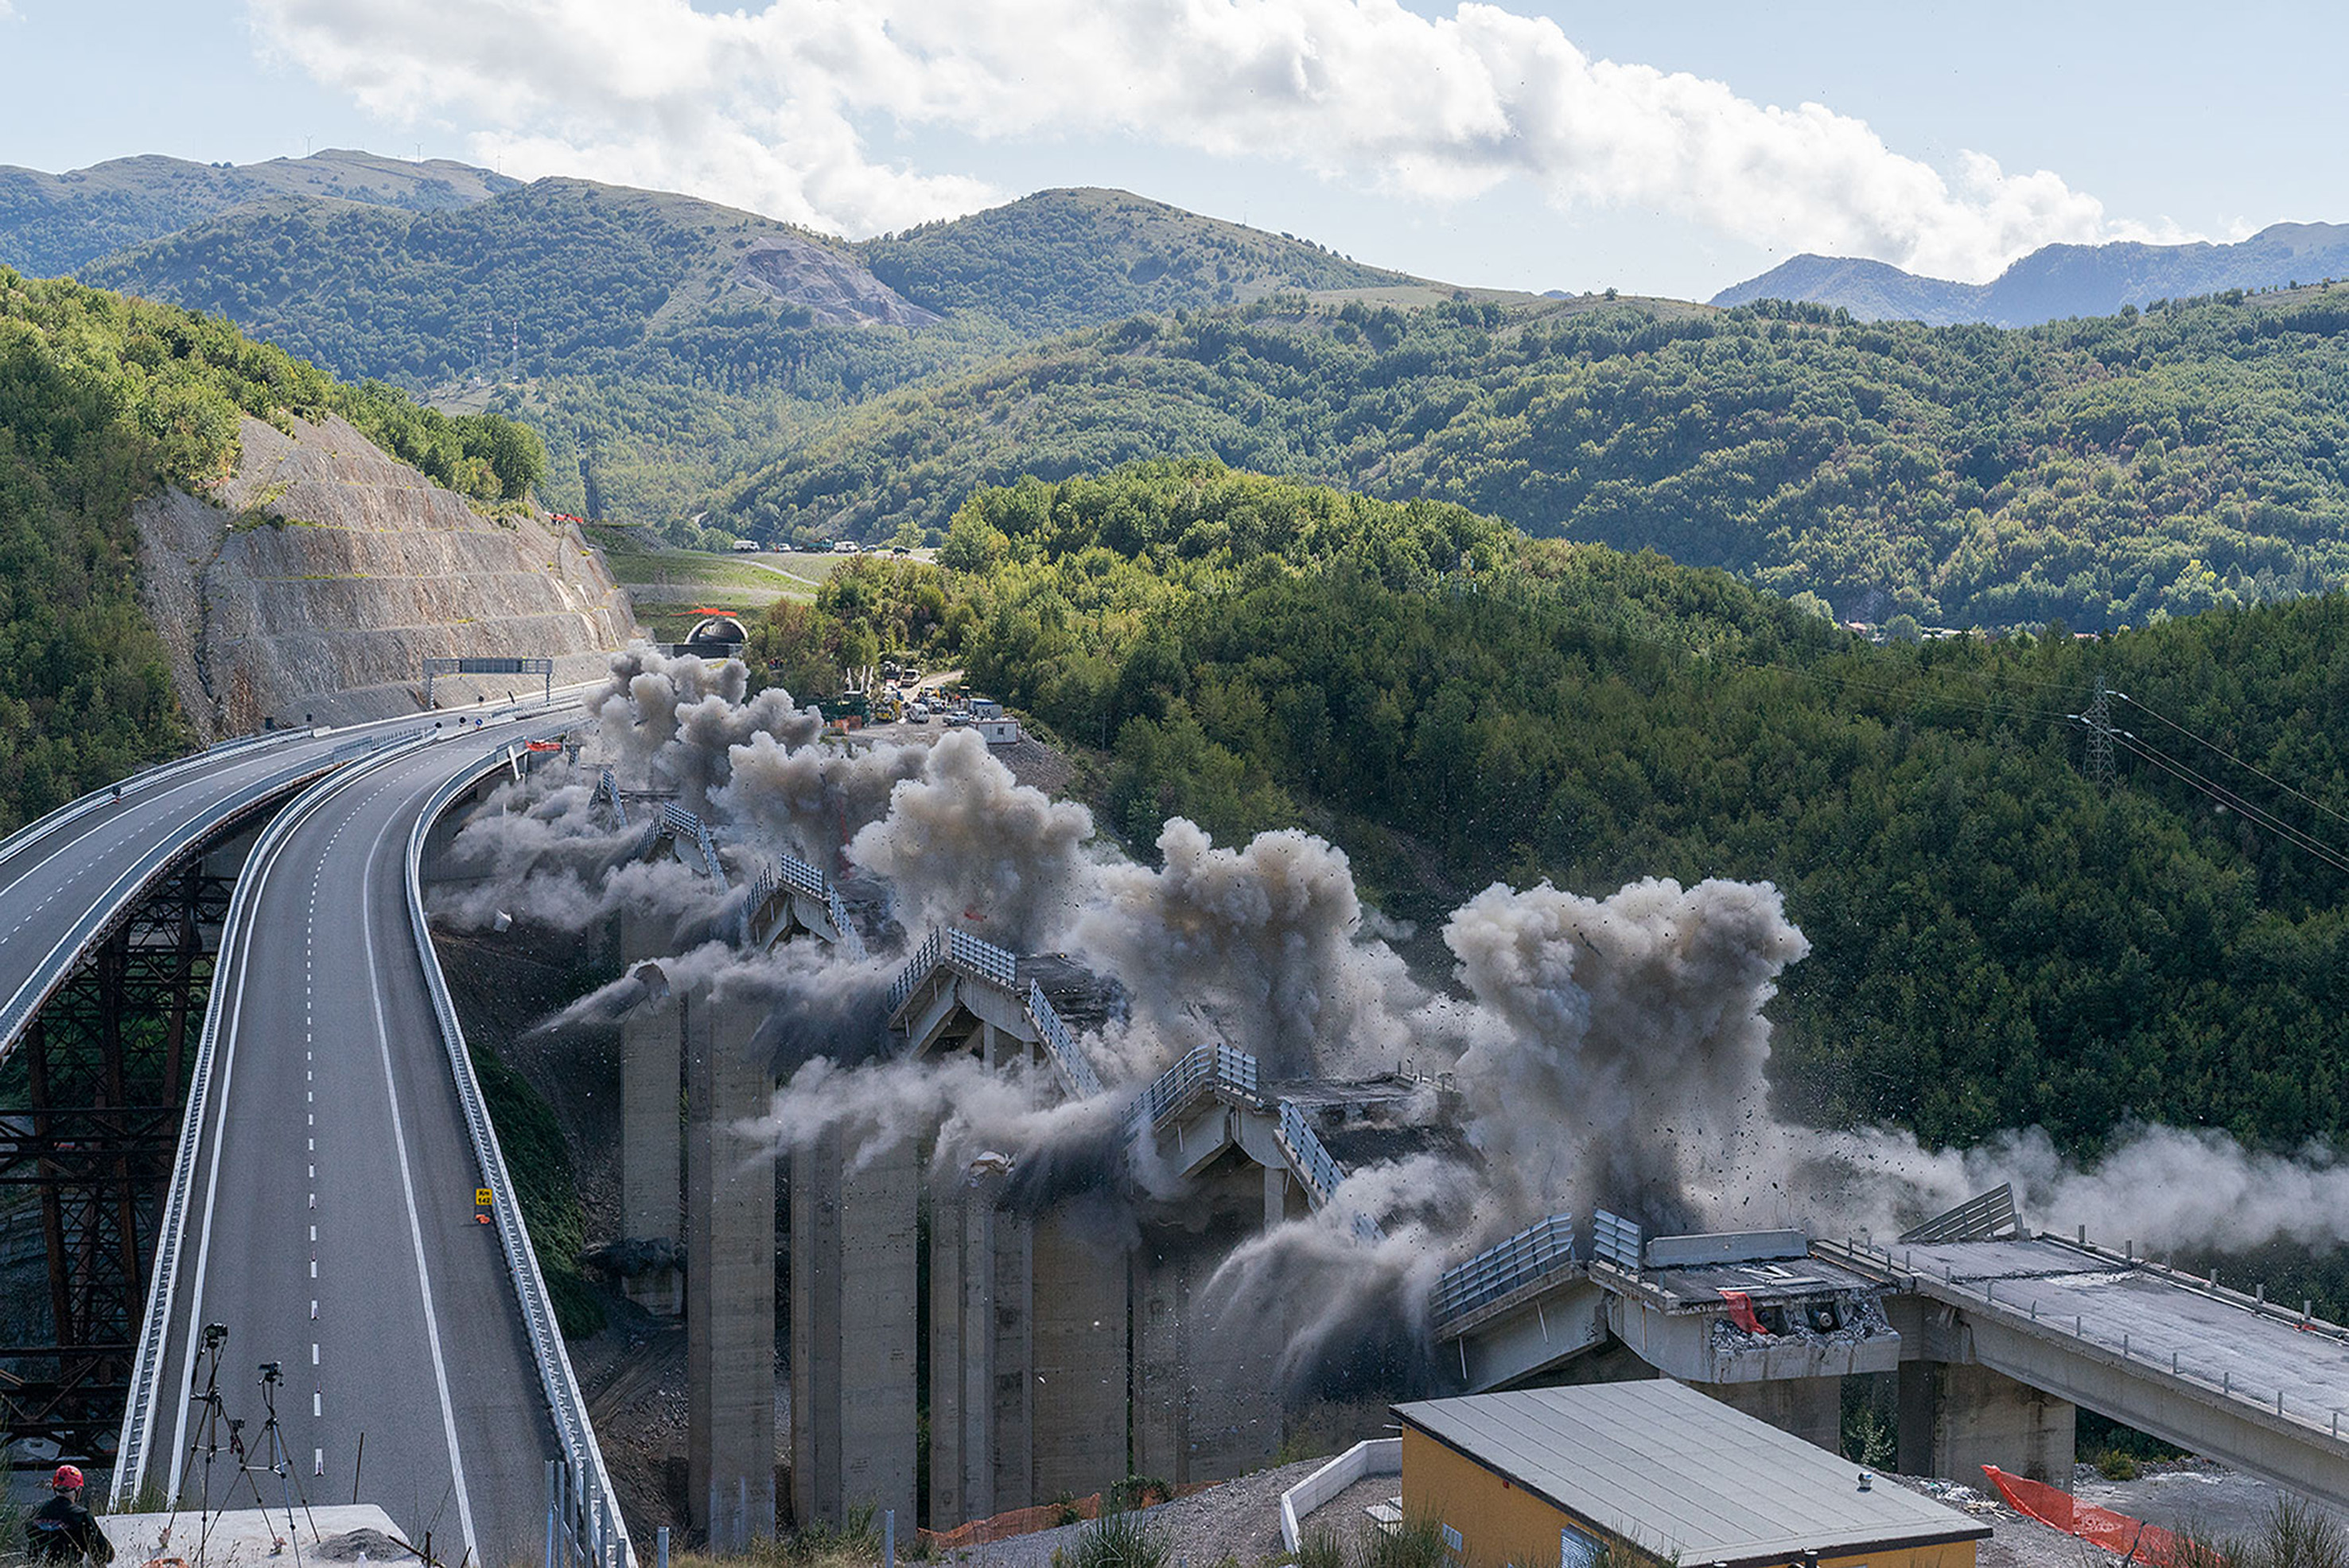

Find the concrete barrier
[[1280, 1437, 1402, 1552]]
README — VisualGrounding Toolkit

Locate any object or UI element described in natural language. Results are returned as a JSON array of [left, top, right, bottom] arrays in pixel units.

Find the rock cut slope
[[137, 413, 635, 737]]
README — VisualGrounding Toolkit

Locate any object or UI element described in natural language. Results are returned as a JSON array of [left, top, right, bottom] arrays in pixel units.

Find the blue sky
[[2, 0, 2342, 301]]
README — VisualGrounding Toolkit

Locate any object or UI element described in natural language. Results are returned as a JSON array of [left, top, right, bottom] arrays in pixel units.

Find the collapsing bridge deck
[[1834, 1235, 2349, 1507]]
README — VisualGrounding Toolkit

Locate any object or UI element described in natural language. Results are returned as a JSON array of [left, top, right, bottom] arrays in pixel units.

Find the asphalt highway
[[146, 719, 568, 1565], [0, 704, 547, 1064]]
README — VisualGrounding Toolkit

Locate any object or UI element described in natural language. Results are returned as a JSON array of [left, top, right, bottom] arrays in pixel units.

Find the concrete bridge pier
[[791, 1124, 919, 1529], [928, 1192, 1032, 1525], [619, 910, 683, 1313], [687, 990, 779, 1547], [1899, 1360, 2076, 1488]]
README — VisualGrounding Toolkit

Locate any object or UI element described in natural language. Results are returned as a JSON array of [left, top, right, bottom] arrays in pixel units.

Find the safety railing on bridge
[[1126, 1043, 1260, 1134], [887, 928, 944, 1013], [1821, 1234, 2349, 1453], [1027, 981, 1104, 1099], [1275, 1100, 1385, 1243], [646, 803, 725, 881], [593, 768, 629, 827], [1430, 1214, 1577, 1331], [407, 737, 635, 1568]]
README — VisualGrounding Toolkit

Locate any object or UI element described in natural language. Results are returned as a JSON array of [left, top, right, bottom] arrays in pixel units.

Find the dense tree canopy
[[724, 289, 2349, 632], [786, 462, 2349, 1173]]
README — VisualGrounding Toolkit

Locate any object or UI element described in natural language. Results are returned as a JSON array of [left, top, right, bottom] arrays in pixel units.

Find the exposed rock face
[[137, 413, 636, 739], [732, 235, 942, 328]]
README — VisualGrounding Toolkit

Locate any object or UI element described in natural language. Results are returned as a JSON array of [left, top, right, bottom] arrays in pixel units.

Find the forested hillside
[[783, 462, 2349, 1172], [76, 178, 1437, 531], [721, 287, 2349, 631], [0, 149, 516, 279], [0, 267, 545, 830], [862, 187, 1425, 334]]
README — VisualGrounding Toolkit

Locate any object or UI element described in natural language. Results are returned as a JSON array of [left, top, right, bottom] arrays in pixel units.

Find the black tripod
[[175, 1323, 235, 1562], [241, 1360, 319, 1563]]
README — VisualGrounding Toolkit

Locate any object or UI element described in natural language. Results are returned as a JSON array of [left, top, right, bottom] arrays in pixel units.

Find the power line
[[2116, 692, 2349, 834], [2104, 729, 2349, 877]]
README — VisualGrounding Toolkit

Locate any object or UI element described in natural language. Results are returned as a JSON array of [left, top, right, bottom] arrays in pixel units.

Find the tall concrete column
[[619, 911, 683, 1313], [1031, 1208, 1124, 1501], [1899, 1360, 2075, 1487], [791, 1125, 919, 1528], [687, 991, 777, 1547]]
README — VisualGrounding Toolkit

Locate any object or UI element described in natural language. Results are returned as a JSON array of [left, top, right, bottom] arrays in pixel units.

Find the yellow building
[[1395, 1381, 1989, 1568]]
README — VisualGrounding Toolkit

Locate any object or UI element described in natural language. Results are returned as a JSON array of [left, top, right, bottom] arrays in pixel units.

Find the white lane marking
[[313, 1392, 322, 1418], [362, 801, 481, 1560], [311, 1343, 319, 1365], [313, 1449, 322, 1477], [165, 767, 313, 1500], [310, 1259, 317, 1278]]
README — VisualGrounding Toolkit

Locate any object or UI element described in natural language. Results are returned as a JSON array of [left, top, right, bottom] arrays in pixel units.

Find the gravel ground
[[927, 1457, 2345, 1568], [930, 1458, 1328, 1567]]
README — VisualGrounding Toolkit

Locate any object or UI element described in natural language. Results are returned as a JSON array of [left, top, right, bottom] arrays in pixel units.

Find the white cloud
[[246, 0, 2180, 278]]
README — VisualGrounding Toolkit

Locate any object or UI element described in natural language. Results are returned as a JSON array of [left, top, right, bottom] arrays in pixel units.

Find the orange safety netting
[[918, 1494, 1104, 1550], [1981, 1466, 2194, 1566], [916, 1483, 1206, 1550]]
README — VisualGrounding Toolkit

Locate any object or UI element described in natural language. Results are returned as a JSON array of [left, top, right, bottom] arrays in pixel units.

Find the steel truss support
[[0, 855, 233, 1470]]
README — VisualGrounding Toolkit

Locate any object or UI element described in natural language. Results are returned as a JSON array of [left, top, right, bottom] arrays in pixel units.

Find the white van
[[832, 539, 861, 554]]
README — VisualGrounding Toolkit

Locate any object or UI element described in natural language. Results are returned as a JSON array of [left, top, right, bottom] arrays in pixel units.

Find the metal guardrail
[[409, 738, 635, 1568], [1275, 1100, 1348, 1206], [946, 927, 1018, 990], [0, 738, 407, 1065], [1026, 982, 1104, 1099], [1592, 1209, 1645, 1272], [887, 928, 943, 1013], [110, 737, 430, 1503], [593, 768, 630, 828], [1430, 1214, 1577, 1328], [774, 850, 828, 901], [1127, 1043, 1259, 1133], [651, 803, 725, 881]]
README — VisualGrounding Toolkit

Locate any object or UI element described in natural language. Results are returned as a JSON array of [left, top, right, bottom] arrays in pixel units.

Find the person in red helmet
[[26, 1464, 114, 1564]]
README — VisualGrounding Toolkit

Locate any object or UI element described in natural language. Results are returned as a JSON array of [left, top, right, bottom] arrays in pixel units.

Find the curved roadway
[[141, 718, 569, 1565], [0, 706, 543, 1062]]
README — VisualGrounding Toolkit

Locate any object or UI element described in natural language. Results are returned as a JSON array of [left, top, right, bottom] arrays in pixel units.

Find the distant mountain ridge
[[0, 149, 518, 278], [1715, 222, 2349, 326]]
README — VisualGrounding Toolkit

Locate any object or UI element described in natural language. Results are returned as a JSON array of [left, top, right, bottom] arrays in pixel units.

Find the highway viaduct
[[9, 708, 2349, 1551]]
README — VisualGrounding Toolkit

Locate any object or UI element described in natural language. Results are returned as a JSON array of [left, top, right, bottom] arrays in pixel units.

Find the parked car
[[832, 539, 861, 554]]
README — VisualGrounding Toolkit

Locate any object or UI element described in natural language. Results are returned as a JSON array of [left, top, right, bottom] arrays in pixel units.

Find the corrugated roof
[[1395, 1381, 1989, 1562]]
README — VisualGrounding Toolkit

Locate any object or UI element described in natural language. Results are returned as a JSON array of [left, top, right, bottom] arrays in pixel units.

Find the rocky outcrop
[[137, 413, 636, 739], [732, 235, 942, 328]]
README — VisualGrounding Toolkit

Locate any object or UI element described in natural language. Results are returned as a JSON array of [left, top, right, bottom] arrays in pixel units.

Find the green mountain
[[0, 266, 545, 828], [1717, 222, 2349, 328], [861, 186, 1429, 335], [75, 177, 1438, 528], [0, 149, 518, 280], [717, 287, 2349, 631]]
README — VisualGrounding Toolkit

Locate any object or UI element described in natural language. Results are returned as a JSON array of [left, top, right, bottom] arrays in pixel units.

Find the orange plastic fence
[[1981, 1466, 2193, 1565], [920, 1495, 1105, 1548], [916, 1484, 1204, 1550]]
